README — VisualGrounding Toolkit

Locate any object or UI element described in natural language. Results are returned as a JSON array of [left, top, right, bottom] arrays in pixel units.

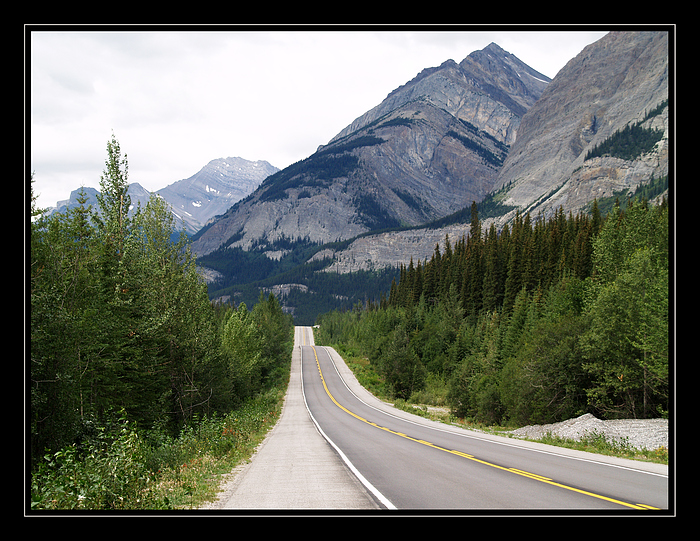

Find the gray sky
[[28, 27, 609, 210]]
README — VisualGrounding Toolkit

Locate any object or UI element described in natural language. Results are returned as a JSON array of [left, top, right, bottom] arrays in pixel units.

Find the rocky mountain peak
[[190, 42, 549, 259], [156, 157, 278, 233]]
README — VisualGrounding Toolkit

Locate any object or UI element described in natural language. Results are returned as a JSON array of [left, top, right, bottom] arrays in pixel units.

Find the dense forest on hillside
[[29, 135, 293, 509], [316, 194, 670, 425], [197, 234, 399, 325]]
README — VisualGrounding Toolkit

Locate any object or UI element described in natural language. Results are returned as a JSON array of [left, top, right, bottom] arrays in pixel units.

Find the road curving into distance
[[297, 326, 670, 512]]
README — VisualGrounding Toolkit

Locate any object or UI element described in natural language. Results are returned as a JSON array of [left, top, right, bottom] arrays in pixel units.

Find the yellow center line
[[309, 345, 653, 511]]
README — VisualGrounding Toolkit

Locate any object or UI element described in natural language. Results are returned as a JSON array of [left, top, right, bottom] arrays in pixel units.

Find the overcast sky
[[28, 26, 610, 210]]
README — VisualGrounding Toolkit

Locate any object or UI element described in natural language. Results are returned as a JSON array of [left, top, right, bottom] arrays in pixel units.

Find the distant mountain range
[[49, 157, 279, 234]]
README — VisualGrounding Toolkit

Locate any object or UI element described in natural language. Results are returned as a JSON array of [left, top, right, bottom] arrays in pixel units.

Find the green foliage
[[585, 122, 664, 162], [198, 233, 399, 327], [581, 200, 669, 418], [446, 129, 507, 167], [256, 136, 383, 203], [31, 390, 284, 510], [315, 196, 669, 429], [353, 193, 402, 230], [30, 136, 294, 510], [31, 412, 165, 510], [585, 99, 667, 164], [379, 325, 427, 400]]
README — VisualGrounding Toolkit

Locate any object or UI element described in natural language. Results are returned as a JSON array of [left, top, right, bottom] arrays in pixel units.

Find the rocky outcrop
[[310, 225, 472, 273], [493, 31, 669, 219]]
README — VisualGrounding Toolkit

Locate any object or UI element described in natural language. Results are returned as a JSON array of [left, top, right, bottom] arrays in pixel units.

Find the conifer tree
[[481, 223, 503, 312], [503, 211, 524, 312]]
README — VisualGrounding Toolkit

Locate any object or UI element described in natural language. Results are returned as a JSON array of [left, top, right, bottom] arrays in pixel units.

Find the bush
[[31, 414, 167, 510]]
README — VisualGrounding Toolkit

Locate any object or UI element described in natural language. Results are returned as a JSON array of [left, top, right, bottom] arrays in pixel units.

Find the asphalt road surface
[[209, 326, 669, 513], [296, 327, 669, 512]]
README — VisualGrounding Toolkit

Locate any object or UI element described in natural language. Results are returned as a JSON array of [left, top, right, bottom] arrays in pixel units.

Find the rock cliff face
[[329, 43, 549, 148], [189, 43, 550, 258], [493, 30, 669, 219], [310, 224, 473, 274], [322, 30, 670, 273]]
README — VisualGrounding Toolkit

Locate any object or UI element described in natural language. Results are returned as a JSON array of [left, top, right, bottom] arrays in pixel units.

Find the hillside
[[493, 30, 669, 218], [316, 30, 670, 274]]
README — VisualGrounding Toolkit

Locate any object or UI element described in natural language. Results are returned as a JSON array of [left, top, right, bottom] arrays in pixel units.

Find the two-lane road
[[297, 326, 669, 511]]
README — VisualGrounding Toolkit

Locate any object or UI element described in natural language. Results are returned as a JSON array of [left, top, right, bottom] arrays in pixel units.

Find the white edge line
[[299, 344, 397, 510], [320, 346, 668, 480]]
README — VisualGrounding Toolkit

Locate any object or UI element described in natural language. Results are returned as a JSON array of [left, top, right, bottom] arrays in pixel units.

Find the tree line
[[316, 195, 669, 425], [29, 134, 294, 471]]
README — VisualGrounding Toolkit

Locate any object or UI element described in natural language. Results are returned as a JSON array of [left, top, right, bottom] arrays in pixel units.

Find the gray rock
[[508, 413, 668, 451], [494, 31, 669, 219]]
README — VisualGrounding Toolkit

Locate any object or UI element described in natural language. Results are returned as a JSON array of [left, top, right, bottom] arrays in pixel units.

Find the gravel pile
[[507, 413, 668, 451]]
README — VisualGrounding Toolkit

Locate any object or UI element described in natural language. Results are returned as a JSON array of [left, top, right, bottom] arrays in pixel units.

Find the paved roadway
[[212, 326, 669, 512]]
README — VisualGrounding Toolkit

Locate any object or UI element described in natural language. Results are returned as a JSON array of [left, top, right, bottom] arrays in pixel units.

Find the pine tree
[[95, 132, 133, 262], [461, 202, 483, 319], [503, 211, 524, 312]]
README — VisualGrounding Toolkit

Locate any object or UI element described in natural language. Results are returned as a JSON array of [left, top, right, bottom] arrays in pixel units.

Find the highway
[[297, 326, 670, 512]]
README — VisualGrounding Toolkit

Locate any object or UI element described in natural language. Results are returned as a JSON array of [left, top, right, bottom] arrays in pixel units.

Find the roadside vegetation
[[323, 336, 667, 465], [29, 135, 293, 510], [314, 193, 669, 465]]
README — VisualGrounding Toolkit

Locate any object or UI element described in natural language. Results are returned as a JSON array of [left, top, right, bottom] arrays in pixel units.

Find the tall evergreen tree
[[481, 223, 503, 313]]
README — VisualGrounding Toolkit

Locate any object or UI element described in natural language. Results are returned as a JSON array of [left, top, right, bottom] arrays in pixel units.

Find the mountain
[[319, 30, 670, 274], [200, 31, 670, 325], [189, 43, 550, 259], [51, 182, 154, 217], [493, 30, 669, 218], [156, 157, 279, 234]]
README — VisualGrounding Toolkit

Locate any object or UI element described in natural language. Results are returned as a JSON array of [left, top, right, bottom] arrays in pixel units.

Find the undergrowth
[[30, 387, 285, 511]]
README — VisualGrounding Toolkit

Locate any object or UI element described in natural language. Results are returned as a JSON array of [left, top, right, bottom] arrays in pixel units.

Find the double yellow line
[[308, 345, 660, 511]]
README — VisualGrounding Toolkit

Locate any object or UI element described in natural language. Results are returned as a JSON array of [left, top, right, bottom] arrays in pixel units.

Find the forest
[[316, 194, 670, 426], [29, 135, 294, 509]]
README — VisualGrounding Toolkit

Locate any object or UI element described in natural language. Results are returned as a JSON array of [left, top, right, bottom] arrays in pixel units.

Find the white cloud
[[28, 27, 609, 210]]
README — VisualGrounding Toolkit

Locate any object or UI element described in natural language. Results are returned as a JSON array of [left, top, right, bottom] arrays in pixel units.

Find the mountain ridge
[[189, 41, 550, 260], [293, 30, 670, 276], [493, 30, 669, 218]]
